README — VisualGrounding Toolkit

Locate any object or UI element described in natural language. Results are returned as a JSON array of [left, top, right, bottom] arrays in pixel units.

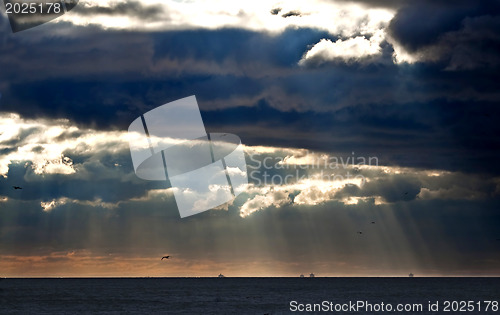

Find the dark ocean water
[[0, 277, 499, 314]]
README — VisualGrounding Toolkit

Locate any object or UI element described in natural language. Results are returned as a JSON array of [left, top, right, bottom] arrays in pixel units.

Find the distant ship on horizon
[[409, 273, 414, 277], [218, 274, 225, 278], [300, 274, 304, 278], [310, 273, 315, 278]]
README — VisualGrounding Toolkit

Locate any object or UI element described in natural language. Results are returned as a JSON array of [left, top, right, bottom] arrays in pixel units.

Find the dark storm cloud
[[281, 11, 302, 18], [203, 98, 500, 174], [0, 2, 500, 175], [332, 169, 497, 203], [389, 0, 500, 70], [0, 25, 331, 127], [270, 7, 281, 15]]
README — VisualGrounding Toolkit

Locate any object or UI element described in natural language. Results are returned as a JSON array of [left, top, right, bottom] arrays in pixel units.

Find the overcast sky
[[0, 0, 499, 277]]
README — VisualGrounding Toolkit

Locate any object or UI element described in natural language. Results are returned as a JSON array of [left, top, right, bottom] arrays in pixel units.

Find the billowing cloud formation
[[388, 1, 500, 68], [1, 1, 500, 277], [1, 4, 499, 177], [0, 113, 157, 205], [0, 113, 499, 276], [56, 0, 395, 67], [0, 113, 127, 177], [2, 111, 498, 216], [1, 0, 499, 68], [299, 31, 385, 65], [238, 146, 499, 217], [63, 0, 394, 35]]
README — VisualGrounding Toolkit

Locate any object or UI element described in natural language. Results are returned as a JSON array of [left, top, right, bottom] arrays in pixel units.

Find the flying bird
[[161, 256, 170, 260], [12, 186, 22, 190], [357, 231, 363, 235], [371, 221, 375, 224]]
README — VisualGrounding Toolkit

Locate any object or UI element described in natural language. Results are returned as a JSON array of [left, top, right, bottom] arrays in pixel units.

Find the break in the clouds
[[1, 112, 498, 214], [0, 113, 499, 276], [64, 0, 394, 35], [2, 0, 500, 68], [52, 0, 500, 67], [1, 0, 500, 277], [1, 11, 499, 176], [48, 0, 395, 65]]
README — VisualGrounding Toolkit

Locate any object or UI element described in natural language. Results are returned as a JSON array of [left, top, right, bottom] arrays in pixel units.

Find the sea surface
[[0, 277, 499, 314]]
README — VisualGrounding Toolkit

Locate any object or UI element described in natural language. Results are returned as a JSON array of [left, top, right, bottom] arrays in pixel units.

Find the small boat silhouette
[[309, 273, 315, 278], [409, 273, 414, 277], [218, 274, 225, 278], [300, 274, 304, 278]]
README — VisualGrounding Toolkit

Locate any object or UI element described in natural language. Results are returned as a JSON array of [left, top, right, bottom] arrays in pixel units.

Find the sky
[[0, 0, 499, 277]]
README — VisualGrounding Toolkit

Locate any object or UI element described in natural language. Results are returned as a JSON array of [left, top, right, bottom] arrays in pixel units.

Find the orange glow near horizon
[[1, 252, 498, 278]]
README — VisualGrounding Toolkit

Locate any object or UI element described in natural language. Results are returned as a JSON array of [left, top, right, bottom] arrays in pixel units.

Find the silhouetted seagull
[[12, 186, 22, 190], [161, 256, 170, 260], [371, 221, 375, 224], [357, 231, 363, 235]]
